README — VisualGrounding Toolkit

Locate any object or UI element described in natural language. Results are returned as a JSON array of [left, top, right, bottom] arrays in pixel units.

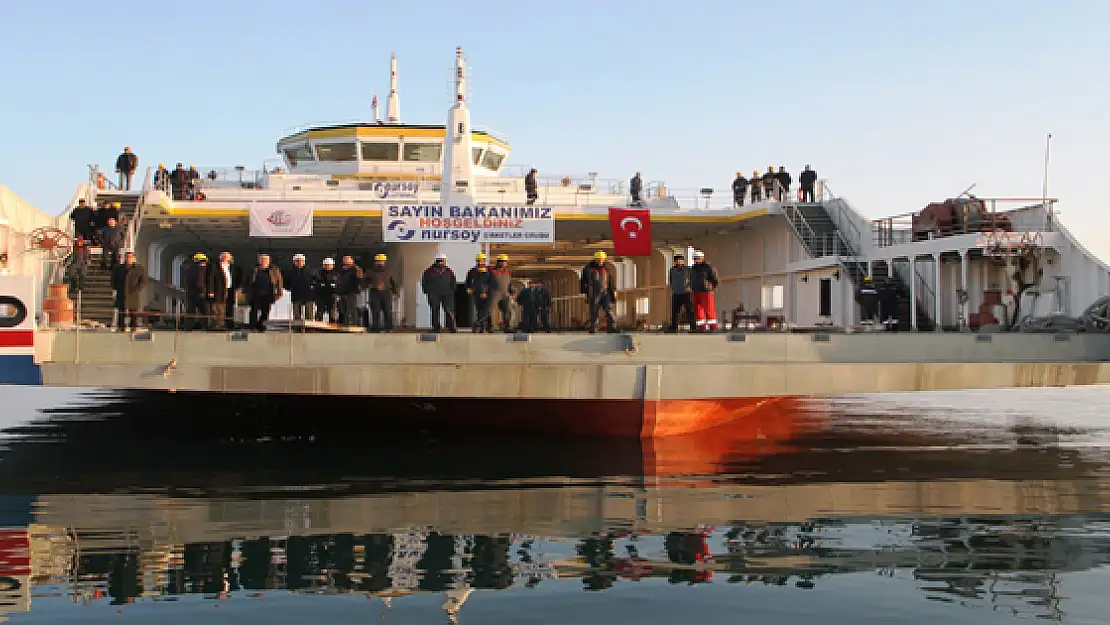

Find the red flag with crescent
[[608, 207, 652, 256]]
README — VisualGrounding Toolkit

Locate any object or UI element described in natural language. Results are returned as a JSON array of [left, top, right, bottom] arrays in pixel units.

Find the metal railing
[[890, 262, 936, 327], [125, 168, 152, 252], [872, 198, 1057, 248]]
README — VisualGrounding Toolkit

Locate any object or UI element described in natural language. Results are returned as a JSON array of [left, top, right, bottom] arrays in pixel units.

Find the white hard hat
[[692, 250, 705, 258], [292, 253, 305, 260], [323, 257, 335, 265], [435, 253, 448, 261]]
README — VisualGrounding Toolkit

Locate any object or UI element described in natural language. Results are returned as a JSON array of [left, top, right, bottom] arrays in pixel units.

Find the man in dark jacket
[[68, 238, 90, 293], [799, 165, 818, 203], [580, 251, 619, 334], [762, 167, 777, 203], [245, 254, 284, 331], [184, 252, 211, 330], [524, 168, 538, 205], [490, 254, 516, 332], [690, 250, 720, 332], [120, 251, 147, 331], [115, 147, 138, 191], [857, 276, 879, 325], [365, 253, 398, 332], [731, 172, 748, 208], [100, 217, 122, 269], [532, 280, 552, 332], [154, 163, 170, 191], [776, 166, 792, 202], [314, 258, 339, 323], [668, 254, 694, 332], [170, 163, 189, 201], [465, 252, 488, 327], [209, 251, 235, 330], [630, 172, 643, 206], [335, 255, 364, 327], [421, 253, 456, 332], [468, 262, 495, 333], [283, 253, 316, 322], [70, 199, 93, 241], [749, 170, 762, 203]]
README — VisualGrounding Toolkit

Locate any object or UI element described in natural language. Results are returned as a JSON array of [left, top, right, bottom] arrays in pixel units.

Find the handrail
[[125, 167, 152, 253]]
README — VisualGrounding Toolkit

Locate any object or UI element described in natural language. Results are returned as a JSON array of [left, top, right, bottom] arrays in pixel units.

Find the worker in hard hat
[[335, 255, 365, 327], [668, 254, 694, 332], [170, 162, 188, 200], [184, 252, 211, 331], [115, 146, 138, 190], [284, 253, 316, 323], [762, 167, 776, 203], [579, 251, 619, 333], [366, 253, 398, 332], [857, 275, 879, 326], [314, 257, 339, 323], [731, 171, 749, 208], [187, 164, 201, 200], [465, 253, 490, 332], [750, 170, 762, 203], [154, 162, 170, 191], [421, 253, 457, 332], [690, 251, 719, 332], [490, 254, 516, 332]]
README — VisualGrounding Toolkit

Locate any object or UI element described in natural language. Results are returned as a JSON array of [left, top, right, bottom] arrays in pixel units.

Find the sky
[[1, 0, 1108, 255]]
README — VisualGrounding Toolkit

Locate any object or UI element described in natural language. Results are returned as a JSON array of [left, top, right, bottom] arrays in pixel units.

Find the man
[[468, 261, 494, 333], [524, 168, 538, 205], [465, 252, 488, 326], [490, 254, 515, 333], [516, 280, 536, 333], [799, 165, 818, 203], [762, 167, 777, 203], [88, 202, 104, 244], [170, 162, 189, 201], [68, 238, 90, 294], [154, 163, 170, 191], [119, 251, 146, 332], [245, 254, 284, 331], [668, 254, 694, 332], [531, 280, 552, 332], [690, 251, 720, 332], [314, 258, 339, 323], [731, 172, 748, 208], [857, 276, 879, 325], [421, 253, 456, 332], [103, 202, 121, 228], [336, 255, 364, 327], [70, 199, 93, 241], [284, 253, 316, 322], [630, 172, 643, 206], [209, 251, 235, 330], [776, 166, 792, 202], [580, 250, 619, 334], [100, 217, 122, 270], [366, 253, 397, 332], [115, 147, 138, 191], [187, 165, 201, 200], [750, 170, 762, 203], [184, 252, 210, 330]]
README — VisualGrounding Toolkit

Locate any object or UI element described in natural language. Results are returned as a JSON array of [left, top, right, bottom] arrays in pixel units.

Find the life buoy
[[0, 295, 28, 328], [0, 576, 22, 591]]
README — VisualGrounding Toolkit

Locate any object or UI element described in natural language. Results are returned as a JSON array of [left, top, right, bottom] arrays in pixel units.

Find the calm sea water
[[1, 385, 1109, 624]]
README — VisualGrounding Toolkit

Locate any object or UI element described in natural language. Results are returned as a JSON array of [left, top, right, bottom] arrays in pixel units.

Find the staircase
[[95, 191, 143, 234], [69, 262, 117, 326], [783, 200, 935, 330]]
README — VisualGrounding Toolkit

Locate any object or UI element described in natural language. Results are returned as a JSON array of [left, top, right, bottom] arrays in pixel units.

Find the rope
[[1019, 296, 1110, 333]]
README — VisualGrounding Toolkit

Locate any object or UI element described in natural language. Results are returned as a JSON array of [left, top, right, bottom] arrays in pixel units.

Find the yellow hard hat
[[193, 252, 207, 261], [496, 254, 509, 261], [159, 162, 165, 168], [112, 202, 121, 208], [753, 170, 759, 176], [476, 253, 487, 260], [737, 171, 743, 176], [594, 251, 607, 260], [373, 253, 387, 261]]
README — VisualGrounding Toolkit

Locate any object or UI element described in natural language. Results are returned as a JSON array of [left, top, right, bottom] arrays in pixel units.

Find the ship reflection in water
[[2, 388, 1110, 623]]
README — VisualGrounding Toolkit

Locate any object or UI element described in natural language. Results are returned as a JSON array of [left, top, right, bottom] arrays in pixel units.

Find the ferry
[[2, 47, 1110, 438]]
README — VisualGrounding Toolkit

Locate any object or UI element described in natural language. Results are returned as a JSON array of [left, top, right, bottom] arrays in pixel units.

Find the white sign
[[382, 205, 555, 244], [249, 203, 314, 238]]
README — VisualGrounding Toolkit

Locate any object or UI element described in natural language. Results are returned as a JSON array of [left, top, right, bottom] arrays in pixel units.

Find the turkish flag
[[608, 207, 652, 256]]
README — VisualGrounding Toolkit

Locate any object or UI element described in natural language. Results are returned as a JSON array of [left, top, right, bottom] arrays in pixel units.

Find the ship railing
[[125, 167, 152, 253], [871, 198, 1058, 248], [87, 164, 120, 192]]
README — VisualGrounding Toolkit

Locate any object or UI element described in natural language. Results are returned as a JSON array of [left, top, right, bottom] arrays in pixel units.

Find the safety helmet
[[292, 253, 306, 261], [323, 257, 335, 265], [767, 165, 774, 170], [192, 252, 207, 261], [594, 251, 607, 260], [736, 171, 743, 177], [475, 253, 487, 260], [496, 254, 509, 261], [159, 162, 165, 168], [864, 276, 873, 282], [692, 250, 705, 259], [435, 252, 448, 261], [374, 253, 387, 261], [112, 202, 121, 208], [753, 170, 759, 176]]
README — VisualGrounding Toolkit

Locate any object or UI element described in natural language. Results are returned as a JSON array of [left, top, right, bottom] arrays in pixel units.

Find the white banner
[[249, 203, 314, 237], [382, 205, 554, 244]]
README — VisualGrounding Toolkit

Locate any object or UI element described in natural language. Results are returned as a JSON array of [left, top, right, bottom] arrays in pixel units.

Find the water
[[1, 386, 1110, 623]]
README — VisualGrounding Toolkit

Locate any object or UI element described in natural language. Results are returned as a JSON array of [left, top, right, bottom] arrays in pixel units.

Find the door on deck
[[454, 284, 474, 328]]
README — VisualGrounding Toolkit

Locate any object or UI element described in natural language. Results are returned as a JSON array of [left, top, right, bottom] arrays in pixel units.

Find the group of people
[[731, 165, 818, 206], [68, 198, 126, 270], [667, 251, 721, 332], [523, 169, 647, 207], [424, 252, 554, 333], [154, 162, 205, 201]]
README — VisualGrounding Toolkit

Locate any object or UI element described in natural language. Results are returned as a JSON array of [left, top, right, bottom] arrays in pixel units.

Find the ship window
[[403, 143, 443, 163], [472, 147, 484, 164], [761, 285, 784, 310], [283, 146, 314, 167], [481, 151, 505, 170], [315, 142, 357, 162], [361, 142, 400, 162]]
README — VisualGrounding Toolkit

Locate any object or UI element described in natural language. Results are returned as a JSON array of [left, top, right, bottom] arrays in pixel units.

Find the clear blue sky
[[1, 0, 1108, 255]]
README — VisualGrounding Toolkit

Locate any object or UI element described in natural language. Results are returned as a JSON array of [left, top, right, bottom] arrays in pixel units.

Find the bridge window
[[403, 143, 443, 162], [472, 147, 483, 165], [361, 142, 400, 162], [481, 151, 505, 170], [761, 285, 784, 310], [316, 142, 357, 162], [283, 146, 314, 167]]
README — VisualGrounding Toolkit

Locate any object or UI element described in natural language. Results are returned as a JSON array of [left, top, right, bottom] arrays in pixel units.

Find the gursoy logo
[[386, 219, 416, 241], [374, 181, 420, 199], [267, 210, 292, 227]]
